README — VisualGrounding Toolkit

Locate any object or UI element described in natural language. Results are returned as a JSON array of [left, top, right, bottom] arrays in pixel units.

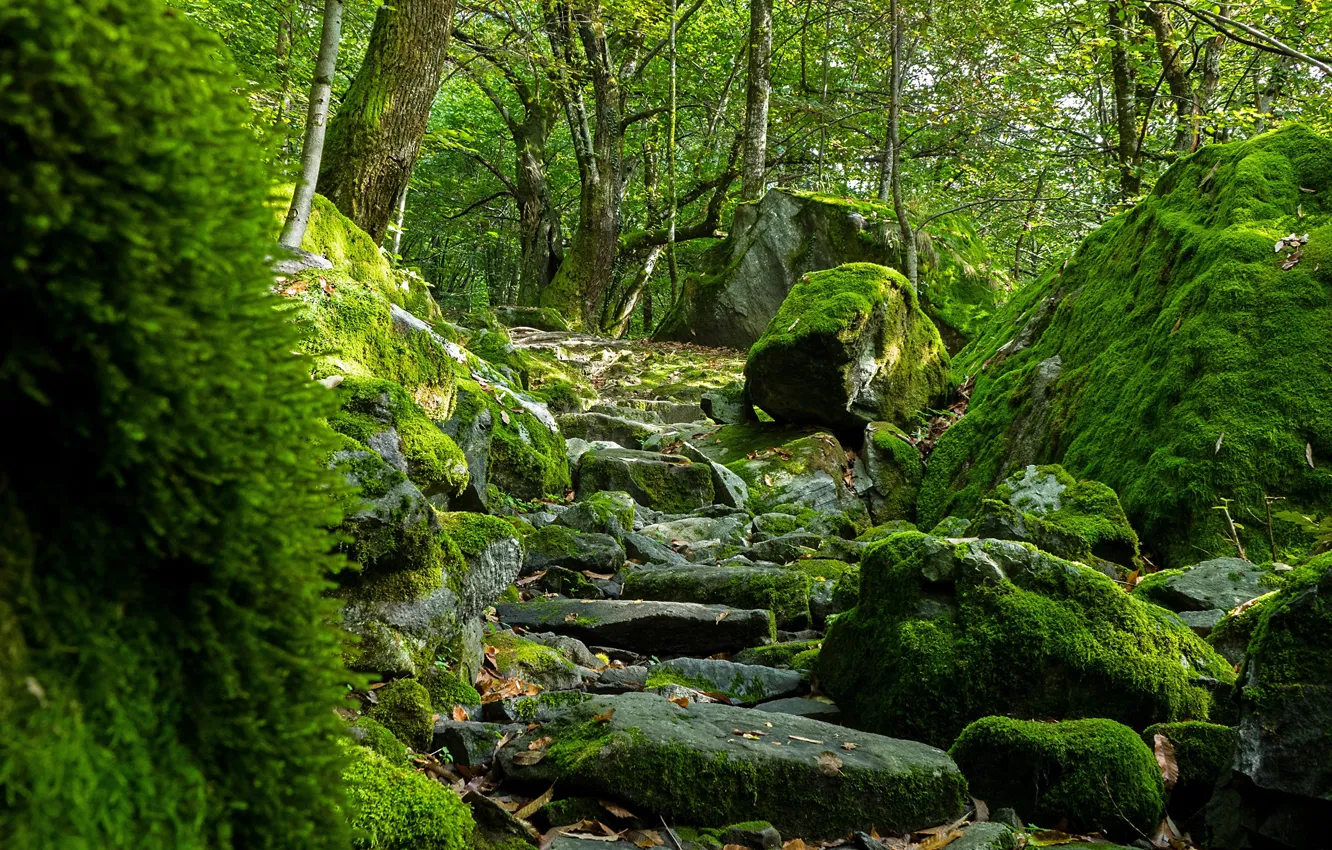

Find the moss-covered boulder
[[350, 717, 411, 766], [494, 599, 775, 656], [0, 2, 355, 843], [968, 465, 1139, 571], [744, 264, 950, 435], [577, 448, 715, 512], [343, 743, 475, 850], [1142, 721, 1235, 822], [523, 525, 626, 573], [622, 564, 813, 628], [733, 639, 824, 669], [857, 422, 925, 523], [369, 679, 435, 751], [1207, 555, 1332, 848], [1133, 556, 1271, 617], [437, 511, 524, 615], [555, 490, 636, 539], [921, 126, 1332, 566], [491, 305, 572, 332], [820, 533, 1234, 747], [950, 716, 1164, 839], [498, 692, 967, 837], [654, 189, 1002, 352], [645, 657, 805, 704], [486, 629, 582, 691]]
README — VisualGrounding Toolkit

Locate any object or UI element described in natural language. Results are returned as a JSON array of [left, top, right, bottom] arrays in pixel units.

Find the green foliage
[[950, 716, 1165, 839], [343, 743, 475, 850], [923, 126, 1332, 566], [369, 679, 435, 752], [0, 1, 352, 846], [732, 640, 824, 668]]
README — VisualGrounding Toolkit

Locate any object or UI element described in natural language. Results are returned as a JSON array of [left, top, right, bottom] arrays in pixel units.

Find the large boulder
[[645, 657, 805, 703], [497, 692, 968, 837], [653, 189, 1001, 352], [819, 533, 1234, 747], [1133, 556, 1271, 614], [919, 126, 1332, 567], [1206, 555, 1332, 849], [744, 264, 950, 435], [856, 422, 925, 523], [576, 447, 715, 512]]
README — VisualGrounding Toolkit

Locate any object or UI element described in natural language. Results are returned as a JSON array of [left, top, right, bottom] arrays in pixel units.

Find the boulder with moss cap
[[498, 692, 967, 837], [577, 447, 715, 513], [819, 532, 1234, 748], [342, 742, 475, 850], [744, 263, 950, 435], [622, 564, 813, 628]]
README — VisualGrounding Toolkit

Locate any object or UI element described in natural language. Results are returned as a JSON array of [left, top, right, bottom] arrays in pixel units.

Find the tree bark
[[888, 0, 916, 289], [279, 0, 344, 250], [1107, 0, 1141, 198], [1142, 4, 1195, 153], [317, 0, 457, 242], [738, 0, 773, 214]]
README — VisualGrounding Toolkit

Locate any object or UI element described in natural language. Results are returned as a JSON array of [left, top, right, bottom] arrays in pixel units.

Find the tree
[[737, 0, 773, 221], [280, 0, 346, 249], [318, 0, 458, 242]]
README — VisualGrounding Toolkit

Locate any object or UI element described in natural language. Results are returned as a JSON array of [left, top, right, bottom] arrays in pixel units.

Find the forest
[[2, 0, 1331, 849]]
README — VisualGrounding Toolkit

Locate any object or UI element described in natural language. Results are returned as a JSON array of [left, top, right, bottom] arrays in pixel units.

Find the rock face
[[1207, 556, 1332, 849], [653, 189, 1001, 352], [1133, 556, 1270, 614], [498, 692, 968, 837], [646, 657, 805, 704], [919, 125, 1332, 566], [744, 264, 950, 435], [819, 533, 1234, 747], [494, 599, 774, 656]]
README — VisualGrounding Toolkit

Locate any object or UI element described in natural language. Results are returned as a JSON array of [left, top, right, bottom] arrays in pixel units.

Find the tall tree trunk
[[279, 0, 345, 250], [1142, 4, 1195, 153], [1195, 9, 1227, 145], [317, 0, 457, 242], [275, 0, 295, 140], [888, 0, 916, 289], [1107, 0, 1141, 198], [515, 123, 564, 306], [737, 0, 773, 224]]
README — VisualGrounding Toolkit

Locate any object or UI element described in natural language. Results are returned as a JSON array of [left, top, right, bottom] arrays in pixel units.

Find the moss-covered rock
[[1142, 721, 1235, 821], [468, 326, 529, 388], [343, 743, 475, 850], [369, 679, 435, 752], [921, 126, 1332, 567], [622, 565, 813, 628], [491, 305, 571, 332], [733, 640, 824, 668], [969, 465, 1139, 570], [1133, 556, 1271, 616], [950, 716, 1164, 839], [645, 657, 804, 704], [577, 448, 714, 513], [351, 717, 411, 766], [820, 533, 1234, 747], [557, 491, 636, 539], [442, 378, 570, 504], [744, 264, 950, 435], [421, 669, 482, 715], [498, 692, 967, 837], [523, 525, 625, 573], [486, 629, 581, 691], [859, 422, 925, 523]]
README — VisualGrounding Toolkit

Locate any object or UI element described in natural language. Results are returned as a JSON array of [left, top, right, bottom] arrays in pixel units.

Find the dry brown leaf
[[914, 828, 964, 850], [716, 610, 730, 624], [669, 696, 690, 708], [598, 800, 636, 819], [1154, 733, 1180, 790], [529, 736, 554, 751], [500, 409, 511, 426], [451, 705, 469, 722], [1215, 431, 1225, 454], [628, 830, 663, 849], [512, 750, 547, 766], [582, 570, 615, 581], [592, 709, 616, 724], [841, 742, 857, 751], [783, 840, 808, 850], [972, 797, 990, 823], [515, 784, 557, 820], [817, 751, 843, 776]]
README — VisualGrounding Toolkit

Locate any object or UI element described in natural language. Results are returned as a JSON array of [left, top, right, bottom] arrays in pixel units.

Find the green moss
[[542, 798, 606, 827], [857, 522, 921, 543], [820, 534, 1234, 747], [512, 691, 593, 722], [580, 491, 637, 533], [950, 716, 1164, 839], [780, 559, 854, 581], [644, 667, 775, 703], [468, 327, 528, 385], [921, 126, 1332, 567], [580, 450, 714, 513], [329, 376, 469, 496], [621, 567, 811, 628], [733, 639, 823, 668], [369, 679, 434, 752], [343, 743, 475, 850], [525, 525, 583, 559], [1240, 553, 1332, 715], [422, 670, 481, 713], [790, 648, 820, 672], [485, 630, 576, 680], [438, 512, 519, 557], [1140, 721, 1235, 789], [352, 717, 410, 766], [0, 3, 356, 844], [453, 379, 570, 499]]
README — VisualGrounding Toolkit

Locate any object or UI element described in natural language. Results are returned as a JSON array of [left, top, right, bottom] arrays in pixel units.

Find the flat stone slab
[[498, 692, 966, 837], [1138, 557, 1270, 612], [494, 599, 774, 656], [621, 564, 811, 628], [649, 657, 805, 704], [753, 697, 843, 724]]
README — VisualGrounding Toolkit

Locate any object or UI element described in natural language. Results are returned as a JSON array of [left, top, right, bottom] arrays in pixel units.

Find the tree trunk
[[317, 0, 457, 242], [1107, 0, 1140, 198], [888, 0, 916, 289], [1142, 4, 1195, 153], [389, 181, 408, 257], [279, 0, 345, 250], [737, 0, 773, 218], [515, 125, 564, 305]]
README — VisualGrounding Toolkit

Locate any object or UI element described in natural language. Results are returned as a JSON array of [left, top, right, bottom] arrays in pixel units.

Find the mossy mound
[[1142, 721, 1236, 817], [351, 717, 411, 766], [820, 533, 1234, 747], [421, 669, 482, 714], [921, 125, 1332, 566], [733, 639, 824, 668], [0, 1, 352, 845], [343, 744, 475, 850], [744, 263, 950, 434], [950, 716, 1164, 839], [369, 679, 435, 752]]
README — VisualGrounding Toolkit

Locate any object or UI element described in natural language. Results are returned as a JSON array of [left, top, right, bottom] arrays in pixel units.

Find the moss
[[453, 379, 570, 499], [438, 512, 519, 557], [525, 525, 584, 560], [369, 679, 434, 752], [485, 630, 576, 680], [580, 490, 637, 533], [512, 691, 593, 722], [1239, 553, 1332, 716], [790, 648, 820, 672], [468, 327, 529, 385], [644, 667, 774, 703], [745, 263, 951, 431], [857, 522, 921, 543], [733, 639, 823, 668], [621, 567, 812, 628], [820, 533, 1235, 747], [580, 449, 714, 513], [1140, 721, 1235, 789], [352, 717, 410, 766], [921, 126, 1332, 567], [779, 559, 854, 581], [543, 797, 606, 827], [329, 376, 469, 496], [950, 716, 1164, 839], [343, 743, 475, 850], [422, 670, 481, 713]]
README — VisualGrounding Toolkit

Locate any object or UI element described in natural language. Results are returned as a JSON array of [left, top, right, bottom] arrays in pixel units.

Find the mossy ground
[[950, 716, 1165, 839], [921, 126, 1332, 566], [343, 743, 475, 850]]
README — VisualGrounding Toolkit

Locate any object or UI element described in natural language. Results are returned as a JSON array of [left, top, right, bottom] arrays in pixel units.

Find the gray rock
[[640, 514, 748, 547], [483, 691, 594, 724], [723, 822, 782, 850], [859, 422, 924, 523], [621, 531, 690, 567], [675, 440, 751, 509], [594, 665, 649, 692], [494, 599, 774, 656], [559, 412, 662, 449], [622, 564, 812, 628], [497, 692, 967, 837], [589, 403, 666, 425], [272, 245, 333, 275], [438, 395, 494, 511], [650, 657, 805, 704], [750, 532, 822, 564], [701, 383, 757, 425], [950, 823, 1017, 850], [1177, 608, 1226, 637], [1138, 557, 1270, 613], [557, 490, 636, 539], [523, 526, 625, 573], [577, 447, 715, 513], [754, 697, 842, 723], [431, 719, 525, 766], [523, 631, 604, 669]]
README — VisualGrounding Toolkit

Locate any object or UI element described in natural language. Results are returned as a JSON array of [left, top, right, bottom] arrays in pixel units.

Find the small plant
[[1274, 509, 1332, 555], [1212, 498, 1247, 559]]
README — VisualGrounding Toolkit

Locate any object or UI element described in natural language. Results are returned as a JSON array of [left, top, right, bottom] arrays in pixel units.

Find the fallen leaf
[[600, 800, 636, 818], [452, 705, 469, 722], [1027, 830, 1078, 846], [1215, 431, 1225, 454], [1153, 733, 1180, 791], [715, 610, 730, 624], [627, 830, 663, 848], [669, 696, 690, 708], [319, 374, 345, 389], [841, 742, 857, 751], [529, 736, 554, 751], [783, 841, 808, 850], [500, 409, 511, 425], [724, 845, 748, 850], [516, 784, 557, 820], [1282, 249, 1304, 270], [816, 751, 843, 776], [1170, 314, 1182, 334], [512, 750, 547, 766], [592, 709, 616, 724], [788, 735, 824, 744], [582, 571, 614, 581], [1308, 442, 1316, 469], [972, 797, 989, 823]]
